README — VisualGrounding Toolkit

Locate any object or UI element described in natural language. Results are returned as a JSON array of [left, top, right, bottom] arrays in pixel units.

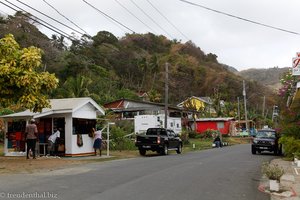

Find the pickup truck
[[135, 128, 183, 156]]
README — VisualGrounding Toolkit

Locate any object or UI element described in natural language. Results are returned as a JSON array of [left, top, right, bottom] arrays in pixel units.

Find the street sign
[[292, 52, 300, 76]]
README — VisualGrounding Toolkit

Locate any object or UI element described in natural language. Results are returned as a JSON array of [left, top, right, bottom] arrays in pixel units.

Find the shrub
[[180, 130, 189, 145], [262, 162, 284, 181], [279, 135, 300, 158], [202, 129, 218, 139], [188, 131, 198, 139], [110, 126, 135, 151]]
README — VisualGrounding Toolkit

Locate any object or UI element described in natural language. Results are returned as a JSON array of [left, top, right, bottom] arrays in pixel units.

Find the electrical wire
[[42, 0, 90, 36], [130, 0, 173, 39], [146, 0, 189, 41], [0, 1, 78, 42], [15, 0, 86, 36], [179, 0, 300, 36], [114, 0, 156, 34], [82, 0, 135, 33]]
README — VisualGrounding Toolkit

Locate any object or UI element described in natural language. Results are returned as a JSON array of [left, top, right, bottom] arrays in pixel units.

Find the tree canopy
[[0, 34, 58, 112]]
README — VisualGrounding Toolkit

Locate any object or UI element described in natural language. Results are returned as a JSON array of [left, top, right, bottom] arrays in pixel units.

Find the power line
[[114, 0, 156, 34], [179, 0, 300, 36], [15, 0, 86, 36], [0, 1, 78, 42], [42, 0, 89, 36], [82, 0, 135, 33], [130, 0, 173, 39], [146, 0, 189, 41], [4, 0, 77, 40]]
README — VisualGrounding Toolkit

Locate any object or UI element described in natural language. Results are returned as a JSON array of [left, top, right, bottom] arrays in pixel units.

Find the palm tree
[[63, 75, 92, 97]]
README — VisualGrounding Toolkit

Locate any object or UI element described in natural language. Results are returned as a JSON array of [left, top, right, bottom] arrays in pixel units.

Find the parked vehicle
[[134, 114, 182, 135], [135, 128, 182, 156], [251, 128, 282, 155]]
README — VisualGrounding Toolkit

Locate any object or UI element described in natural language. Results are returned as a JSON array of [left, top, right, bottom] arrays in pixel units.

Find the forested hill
[[0, 12, 277, 115], [238, 67, 289, 92]]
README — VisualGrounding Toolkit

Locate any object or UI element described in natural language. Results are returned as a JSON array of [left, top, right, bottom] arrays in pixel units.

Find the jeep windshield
[[256, 131, 276, 138]]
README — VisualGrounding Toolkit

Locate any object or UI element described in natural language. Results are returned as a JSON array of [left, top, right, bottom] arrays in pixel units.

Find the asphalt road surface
[[0, 144, 275, 200]]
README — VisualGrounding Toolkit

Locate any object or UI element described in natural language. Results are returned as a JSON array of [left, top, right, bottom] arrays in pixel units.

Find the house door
[[53, 118, 65, 156]]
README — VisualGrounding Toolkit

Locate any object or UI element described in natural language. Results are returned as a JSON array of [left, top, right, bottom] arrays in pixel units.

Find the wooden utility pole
[[237, 97, 240, 122], [243, 80, 248, 133], [262, 96, 265, 117], [164, 62, 169, 129]]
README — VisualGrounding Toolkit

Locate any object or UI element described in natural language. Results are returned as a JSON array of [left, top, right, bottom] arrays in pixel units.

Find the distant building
[[103, 98, 182, 119], [195, 117, 235, 135]]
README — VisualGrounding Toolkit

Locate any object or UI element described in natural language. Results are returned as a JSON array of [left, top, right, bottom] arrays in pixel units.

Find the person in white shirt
[[48, 128, 60, 156], [93, 128, 102, 156]]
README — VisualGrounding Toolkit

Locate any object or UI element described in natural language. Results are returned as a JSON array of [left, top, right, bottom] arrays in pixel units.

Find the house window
[[72, 118, 96, 135]]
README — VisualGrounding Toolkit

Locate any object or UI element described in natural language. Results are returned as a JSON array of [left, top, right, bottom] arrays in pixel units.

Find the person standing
[[25, 119, 38, 159], [48, 128, 60, 156], [93, 128, 102, 156]]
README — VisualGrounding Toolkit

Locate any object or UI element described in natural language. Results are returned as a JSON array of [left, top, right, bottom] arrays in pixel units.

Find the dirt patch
[[0, 156, 91, 174]]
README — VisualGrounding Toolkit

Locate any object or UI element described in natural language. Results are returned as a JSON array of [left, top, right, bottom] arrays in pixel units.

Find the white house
[[1, 97, 105, 157]]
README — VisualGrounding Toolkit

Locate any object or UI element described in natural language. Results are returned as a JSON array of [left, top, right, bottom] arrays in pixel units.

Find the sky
[[1, 0, 300, 71]]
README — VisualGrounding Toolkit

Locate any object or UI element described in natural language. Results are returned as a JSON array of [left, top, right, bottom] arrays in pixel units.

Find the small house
[[1, 97, 105, 157], [195, 117, 235, 135]]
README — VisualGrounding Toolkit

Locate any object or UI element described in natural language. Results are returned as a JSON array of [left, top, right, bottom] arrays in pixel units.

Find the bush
[[180, 130, 189, 145], [279, 135, 300, 158], [110, 126, 135, 151], [262, 162, 284, 181], [202, 129, 218, 139], [188, 131, 198, 139]]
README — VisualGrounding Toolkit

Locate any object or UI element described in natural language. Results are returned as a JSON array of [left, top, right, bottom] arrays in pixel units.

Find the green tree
[[62, 75, 92, 98], [0, 34, 58, 112]]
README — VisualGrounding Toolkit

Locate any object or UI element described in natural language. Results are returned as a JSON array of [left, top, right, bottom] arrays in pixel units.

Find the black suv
[[251, 129, 282, 155]]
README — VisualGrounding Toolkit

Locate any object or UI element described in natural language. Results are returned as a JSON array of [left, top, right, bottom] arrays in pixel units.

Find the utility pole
[[262, 95, 265, 118], [164, 62, 169, 129], [237, 97, 240, 122], [243, 80, 248, 133]]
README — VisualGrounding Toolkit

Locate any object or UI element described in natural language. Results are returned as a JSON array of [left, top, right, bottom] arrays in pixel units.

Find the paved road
[[0, 144, 275, 200]]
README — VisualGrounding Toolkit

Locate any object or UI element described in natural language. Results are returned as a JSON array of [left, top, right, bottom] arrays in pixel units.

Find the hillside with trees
[[238, 67, 289, 92], [0, 12, 278, 121]]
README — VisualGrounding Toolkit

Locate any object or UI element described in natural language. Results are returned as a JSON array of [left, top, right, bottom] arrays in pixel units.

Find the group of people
[[25, 118, 103, 159], [25, 119, 61, 159]]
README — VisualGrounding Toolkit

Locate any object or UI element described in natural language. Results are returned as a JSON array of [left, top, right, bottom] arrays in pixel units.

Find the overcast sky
[[1, 0, 300, 71]]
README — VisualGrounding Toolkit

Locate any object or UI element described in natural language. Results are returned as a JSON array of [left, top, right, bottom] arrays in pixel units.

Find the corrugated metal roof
[[1, 97, 105, 119]]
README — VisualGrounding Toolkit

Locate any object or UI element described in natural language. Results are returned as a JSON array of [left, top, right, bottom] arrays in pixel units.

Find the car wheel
[[139, 149, 146, 156], [161, 145, 168, 155], [176, 144, 182, 154], [251, 146, 256, 154]]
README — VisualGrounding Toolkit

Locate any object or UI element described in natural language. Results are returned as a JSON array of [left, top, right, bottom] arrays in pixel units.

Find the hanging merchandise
[[77, 134, 83, 147]]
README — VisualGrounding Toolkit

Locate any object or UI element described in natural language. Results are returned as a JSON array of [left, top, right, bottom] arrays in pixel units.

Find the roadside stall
[[1, 97, 105, 157]]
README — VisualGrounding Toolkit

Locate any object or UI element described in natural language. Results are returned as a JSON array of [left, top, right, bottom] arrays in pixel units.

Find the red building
[[195, 117, 235, 135]]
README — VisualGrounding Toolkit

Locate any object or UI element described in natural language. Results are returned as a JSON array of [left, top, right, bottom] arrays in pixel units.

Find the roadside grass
[[183, 137, 251, 152]]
